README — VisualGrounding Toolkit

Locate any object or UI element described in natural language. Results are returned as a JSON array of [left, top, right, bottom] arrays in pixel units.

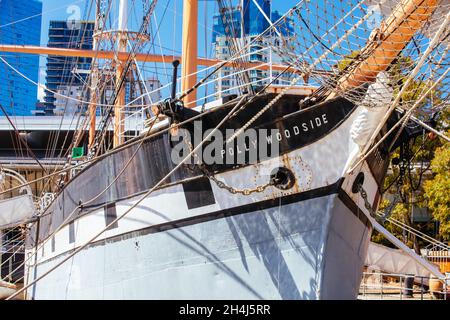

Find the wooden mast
[[181, 0, 198, 108], [88, 0, 101, 150], [333, 0, 440, 94], [113, 0, 128, 147]]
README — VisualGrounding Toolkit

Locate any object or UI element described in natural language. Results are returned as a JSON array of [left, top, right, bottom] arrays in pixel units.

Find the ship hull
[[24, 94, 401, 300]]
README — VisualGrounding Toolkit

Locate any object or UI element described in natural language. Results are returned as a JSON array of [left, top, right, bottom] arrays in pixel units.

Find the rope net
[[268, 0, 450, 116]]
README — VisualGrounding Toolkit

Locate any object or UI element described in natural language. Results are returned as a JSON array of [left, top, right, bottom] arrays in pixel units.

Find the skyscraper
[[0, 0, 42, 116], [243, 0, 271, 36], [43, 20, 94, 115], [212, 1, 294, 96]]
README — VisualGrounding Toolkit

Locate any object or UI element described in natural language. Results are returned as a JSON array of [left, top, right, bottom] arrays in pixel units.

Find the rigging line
[[33, 68, 294, 243], [226, 11, 380, 144], [37, 1, 117, 196], [349, 14, 450, 172], [0, 56, 119, 108], [387, 217, 450, 250], [145, 0, 168, 94], [152, 11, 170, 84], [92, 1, 158, 137], [0, 85, 241, 199], [203, 0, 209, 107], [0, 2, 348, 197], [0, 104, 47, 173], [45, 16, 97, 160], [41, 3, 103, 195], [386, 218, 450, 252], [0, 245, 25, 268], [381, 142, 428, 193], [0, 227, 23, 239], [0, 244, 25, 271], [0, 239, 24, 253], [42, 0, 115, 176], [3, 109, 172, 282], [296, 0, 367, 62], [0, 114, 161, 284], [4, 3, 314, 195], [6, 94, 249, 300], [150, 0, 171, 84], [45, 0, 95, 162], [173, 0, 176, 61], [251, 0, 281, 38], [297, 12, 346, 59], [349, 67, 450, 174], [176, 4, 307, 102]]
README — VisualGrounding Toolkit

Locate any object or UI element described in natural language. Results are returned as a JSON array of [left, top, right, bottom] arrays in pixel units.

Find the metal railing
[[359, 271, 449, 300]]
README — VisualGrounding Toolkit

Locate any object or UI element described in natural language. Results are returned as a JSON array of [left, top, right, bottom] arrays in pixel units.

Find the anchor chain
[[358, 184, 377, 218], [181, 132, 273, 196], [201, 167, 273, 196]]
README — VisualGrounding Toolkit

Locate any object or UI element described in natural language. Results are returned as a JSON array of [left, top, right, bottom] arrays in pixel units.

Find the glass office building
[[43, 20, 94, 114], [243, 0, 271, 36], [212, 1, 294, 43], [212, 0, 295, 94], [0, 0, 42, 116]]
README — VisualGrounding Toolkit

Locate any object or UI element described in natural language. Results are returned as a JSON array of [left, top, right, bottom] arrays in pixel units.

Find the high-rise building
[[0, 0, 42, 116], [243, 0, 271, 36], [212, 1, 295, 97], [43, 20, 95, 115]]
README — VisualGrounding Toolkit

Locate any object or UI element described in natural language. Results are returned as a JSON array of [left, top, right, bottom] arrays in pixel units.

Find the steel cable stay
[[0, 114, 161, 287], [384, 217, 450, 251], [2, 31, 314, 289], [44, 0, 95, 166], [0, 57, 295, 286], [5, 92, 251, 300], [0, 0, 434, 198], [348, 13, 450, 173], [37, 0, 117, 200]]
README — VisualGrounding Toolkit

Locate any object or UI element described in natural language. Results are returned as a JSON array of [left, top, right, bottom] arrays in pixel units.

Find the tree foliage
[[424, 138, 450, 241]]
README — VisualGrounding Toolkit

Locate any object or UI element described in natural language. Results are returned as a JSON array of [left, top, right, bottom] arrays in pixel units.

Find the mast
[[181, 0, 198, 108], [89, 0, 101, 150], [113, 0, 128, 147], [334, 0, 440, 94]]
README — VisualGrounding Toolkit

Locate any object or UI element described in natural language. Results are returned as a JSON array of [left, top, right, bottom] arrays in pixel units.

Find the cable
[[6, 94, 249, 300]]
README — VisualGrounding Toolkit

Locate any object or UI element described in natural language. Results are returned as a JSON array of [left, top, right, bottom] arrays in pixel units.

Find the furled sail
[[0, 169, 35, 228], [0, 194, 35, 228]]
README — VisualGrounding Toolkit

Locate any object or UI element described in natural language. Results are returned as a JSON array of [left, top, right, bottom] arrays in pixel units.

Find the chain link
[[358, 184, 377, 218], [201, 166, 273, 195], [182, 130, 273, 196]]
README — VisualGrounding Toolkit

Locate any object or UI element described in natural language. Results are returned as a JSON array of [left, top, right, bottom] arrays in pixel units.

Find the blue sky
[[36, 0, 297, 100]]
